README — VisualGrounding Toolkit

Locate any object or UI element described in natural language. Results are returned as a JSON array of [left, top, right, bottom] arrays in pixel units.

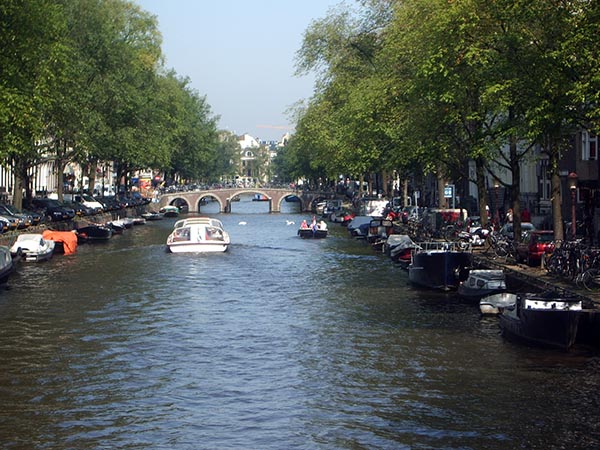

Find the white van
[[58, 193, 104, 213]]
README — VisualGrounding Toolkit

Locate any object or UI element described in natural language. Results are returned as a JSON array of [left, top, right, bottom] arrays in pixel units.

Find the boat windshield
[[171, 227, 191, 242], [205, 226, 224, 241]]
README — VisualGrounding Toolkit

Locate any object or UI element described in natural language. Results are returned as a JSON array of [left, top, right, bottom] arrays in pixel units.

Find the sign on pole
[[444, 184, 456, 209]]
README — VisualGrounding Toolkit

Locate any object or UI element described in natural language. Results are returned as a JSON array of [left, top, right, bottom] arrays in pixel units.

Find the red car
[[515, 230, 555, 266]]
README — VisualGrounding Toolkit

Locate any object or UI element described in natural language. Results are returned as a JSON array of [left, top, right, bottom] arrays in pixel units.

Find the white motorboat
[[458, 269, 507, 301], [10, 233, 55, 262], [479, 292, 517, 315], [160, 205, 180, 217], [167, 217, 230, 253]]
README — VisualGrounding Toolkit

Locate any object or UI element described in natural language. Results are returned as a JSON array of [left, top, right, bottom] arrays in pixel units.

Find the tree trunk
[[437, 171, 446, 208], [12, 157, 28, 209], [87, 161, 97, 195], [475, 157, 489, 227], [549, 147, 564, 240], [509, 134, 522, 242]]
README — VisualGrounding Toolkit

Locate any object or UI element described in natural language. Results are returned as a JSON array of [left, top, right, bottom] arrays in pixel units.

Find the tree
[[0, 0, 67, 208]]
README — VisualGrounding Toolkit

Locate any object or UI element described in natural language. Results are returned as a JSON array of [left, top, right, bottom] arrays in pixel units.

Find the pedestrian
[[506, 208, 513, 223]]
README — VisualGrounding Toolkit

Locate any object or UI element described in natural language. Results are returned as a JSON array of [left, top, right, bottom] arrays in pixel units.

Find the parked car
[[0, 214, 19, 230], [0, 216, 11, 233], [22, 208, 43, 225], [0, 203, 32, 229], [499, 222, 536, 240], [63, 200, 96, 217], [94, 196, 126, 211], [30, 198, 76, 222], [515, 230, 555, 266], [62, 194, 104, 213]]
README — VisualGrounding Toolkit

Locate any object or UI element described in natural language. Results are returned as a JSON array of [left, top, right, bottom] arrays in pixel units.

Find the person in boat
[[300, 220, 309, 229], [311, 216, 317, 231], [318, 220, 328, 230]]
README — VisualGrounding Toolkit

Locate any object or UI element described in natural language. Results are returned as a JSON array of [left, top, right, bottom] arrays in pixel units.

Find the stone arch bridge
[[157, 188, 333, 213]]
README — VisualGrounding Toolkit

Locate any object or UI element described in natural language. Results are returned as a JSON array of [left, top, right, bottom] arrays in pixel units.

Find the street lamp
[[494, 183, 499, 226], [568, 172, 578, 239]]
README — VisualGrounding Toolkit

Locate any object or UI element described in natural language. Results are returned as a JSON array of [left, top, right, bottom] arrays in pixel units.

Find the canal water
[[1, 197, 600, 449]]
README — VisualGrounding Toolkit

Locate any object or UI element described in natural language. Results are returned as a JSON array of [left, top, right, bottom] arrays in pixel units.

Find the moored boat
[[75, 224, 113, 243], [458, 269, 507, 301], [367, 218, 394, 251], [384, 234, 420, 269], [479, 292, 517, 315], [142, 211, 164, 221], [167, 217, 230, 253], [0, 246, 14, 283], [159, 205, 180, 217], [42, 230, 78, 255], [346, 216, 371, 239], [408, 241, 472, 290], [499, 291, 584, 350], [106, 219, 126, 234], [9, 233, 55, 262]]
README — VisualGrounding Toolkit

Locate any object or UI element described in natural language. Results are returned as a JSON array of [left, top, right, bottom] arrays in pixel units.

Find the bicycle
[[581, 267, 600, 291]]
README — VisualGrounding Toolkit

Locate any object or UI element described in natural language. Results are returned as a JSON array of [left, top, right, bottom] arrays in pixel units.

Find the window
[[582, 130, 597, 161]]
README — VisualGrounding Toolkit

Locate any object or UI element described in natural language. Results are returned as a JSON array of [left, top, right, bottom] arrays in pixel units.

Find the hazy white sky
[[136, 0, 342, 141]]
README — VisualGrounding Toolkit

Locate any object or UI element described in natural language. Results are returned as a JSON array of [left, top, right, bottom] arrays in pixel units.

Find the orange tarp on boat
[[42, 230, 78, 255]]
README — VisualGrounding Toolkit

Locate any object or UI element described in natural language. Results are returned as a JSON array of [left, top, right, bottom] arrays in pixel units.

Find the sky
[[136, 0, 343, 142]]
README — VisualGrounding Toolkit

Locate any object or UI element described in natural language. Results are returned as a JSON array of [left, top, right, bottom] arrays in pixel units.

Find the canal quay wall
[[471, 249, 600, 305], [0, 205, 147, 249]]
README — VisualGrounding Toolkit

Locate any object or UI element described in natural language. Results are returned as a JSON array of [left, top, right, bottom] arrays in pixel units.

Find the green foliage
[[291, 0, 598, 215], [0, 0, 222, 195]]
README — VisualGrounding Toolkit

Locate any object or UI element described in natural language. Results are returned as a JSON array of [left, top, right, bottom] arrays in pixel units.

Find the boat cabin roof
[[173, 217, 224, 230], [16, 233, 45, 242]]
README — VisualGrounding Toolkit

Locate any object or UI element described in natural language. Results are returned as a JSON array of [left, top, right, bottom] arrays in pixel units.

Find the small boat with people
[[499, 291, 584, 350], [457, 269, 507, 301], [298, 217, 328, 239], [166, 217, 230, 253], [407, 241, 472, 290], [252, 194, 269, 202], [9, 233, 55, 262]]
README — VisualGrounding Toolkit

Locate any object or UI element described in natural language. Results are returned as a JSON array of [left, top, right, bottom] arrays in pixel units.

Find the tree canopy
[[0, 0, 223, 207], [290, 0, 600, 237]]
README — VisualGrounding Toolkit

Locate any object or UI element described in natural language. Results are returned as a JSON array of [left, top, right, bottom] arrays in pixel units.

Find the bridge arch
[[163, 193, 225, 214], [157, 188, 332, 214]]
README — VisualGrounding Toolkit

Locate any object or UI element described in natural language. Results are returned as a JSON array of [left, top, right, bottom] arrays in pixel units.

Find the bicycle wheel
[[495, 242, 509, 258], [582, 268, 600, 291]]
